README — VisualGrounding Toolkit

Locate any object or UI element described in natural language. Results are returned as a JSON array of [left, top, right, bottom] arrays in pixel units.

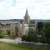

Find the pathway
[[0, 39, 16, 43]]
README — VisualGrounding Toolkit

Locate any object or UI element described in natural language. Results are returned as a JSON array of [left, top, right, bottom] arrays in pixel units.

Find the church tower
[[24, 9, 30, 24], [22, 9, 30, 35]]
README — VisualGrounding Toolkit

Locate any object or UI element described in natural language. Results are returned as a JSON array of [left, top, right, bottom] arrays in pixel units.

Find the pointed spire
[[24, 9, 30, 24], [25, 9, 29, 17]]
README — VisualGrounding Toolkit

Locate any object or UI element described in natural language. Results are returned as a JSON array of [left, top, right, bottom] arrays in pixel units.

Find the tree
[[44, 22, 50, 43], [0, 31, 4, 38], [37, 22, 43, 31], [22, 28, 37, 42], [28, 28, 37, 42], [36, 22, 47, 43]]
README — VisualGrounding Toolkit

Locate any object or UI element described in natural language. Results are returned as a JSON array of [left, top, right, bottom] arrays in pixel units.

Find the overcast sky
[[0, 0, 50, 20]]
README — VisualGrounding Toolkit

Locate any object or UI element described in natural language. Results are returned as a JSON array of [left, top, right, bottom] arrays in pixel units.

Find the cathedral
[[0, 9, 37, 38], [0, 9, 49, 38]]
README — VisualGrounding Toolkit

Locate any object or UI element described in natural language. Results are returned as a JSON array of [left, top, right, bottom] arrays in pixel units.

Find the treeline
[[22, 22, 50, 44]]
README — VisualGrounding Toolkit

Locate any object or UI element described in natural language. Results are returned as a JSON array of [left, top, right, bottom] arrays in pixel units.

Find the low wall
[[19, 41, 49, 48]]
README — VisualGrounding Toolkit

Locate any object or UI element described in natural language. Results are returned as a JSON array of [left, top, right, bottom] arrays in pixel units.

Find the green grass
[[0, 42, 49, 50]]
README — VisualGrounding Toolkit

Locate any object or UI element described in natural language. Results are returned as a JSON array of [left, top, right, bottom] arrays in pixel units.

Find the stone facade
[[0, 9, 50, 38], [0, 9, 37, 38]]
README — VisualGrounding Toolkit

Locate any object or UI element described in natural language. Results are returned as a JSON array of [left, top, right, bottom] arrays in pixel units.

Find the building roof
[[0, 19, 50, 24]]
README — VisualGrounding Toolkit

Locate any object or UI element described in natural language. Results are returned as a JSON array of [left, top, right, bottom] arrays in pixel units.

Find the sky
[[0, 0, 50, 19]]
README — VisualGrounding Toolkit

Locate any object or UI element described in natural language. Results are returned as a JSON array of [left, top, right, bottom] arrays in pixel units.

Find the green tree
[[37, 22, 47, 43], [0, 32, 5, 38], [22, 28, 37, 42], [44, 22, 50, 43], [37, 22, 43, 31]]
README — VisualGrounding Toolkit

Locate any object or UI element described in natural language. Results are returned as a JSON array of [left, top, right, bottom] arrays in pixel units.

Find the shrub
[[0, 32, 5, 38]]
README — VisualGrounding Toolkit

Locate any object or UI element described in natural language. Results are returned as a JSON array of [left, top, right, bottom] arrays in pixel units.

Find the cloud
[[0, 0, 16, 19], [0, 0, 50, 19], [0, 0, 5, 2]]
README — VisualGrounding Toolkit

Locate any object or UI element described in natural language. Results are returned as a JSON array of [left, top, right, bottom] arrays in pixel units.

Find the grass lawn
[[0, 42, 49, 50]]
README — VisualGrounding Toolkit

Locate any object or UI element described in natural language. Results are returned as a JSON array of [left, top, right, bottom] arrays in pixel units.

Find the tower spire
[[25, 9, 29, 17], [24, 9, 30, 24]]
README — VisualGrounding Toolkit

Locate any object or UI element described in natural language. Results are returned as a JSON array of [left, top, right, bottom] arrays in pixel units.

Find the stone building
[[0, 9, 49, 38], [0, 9, 37, 38]]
